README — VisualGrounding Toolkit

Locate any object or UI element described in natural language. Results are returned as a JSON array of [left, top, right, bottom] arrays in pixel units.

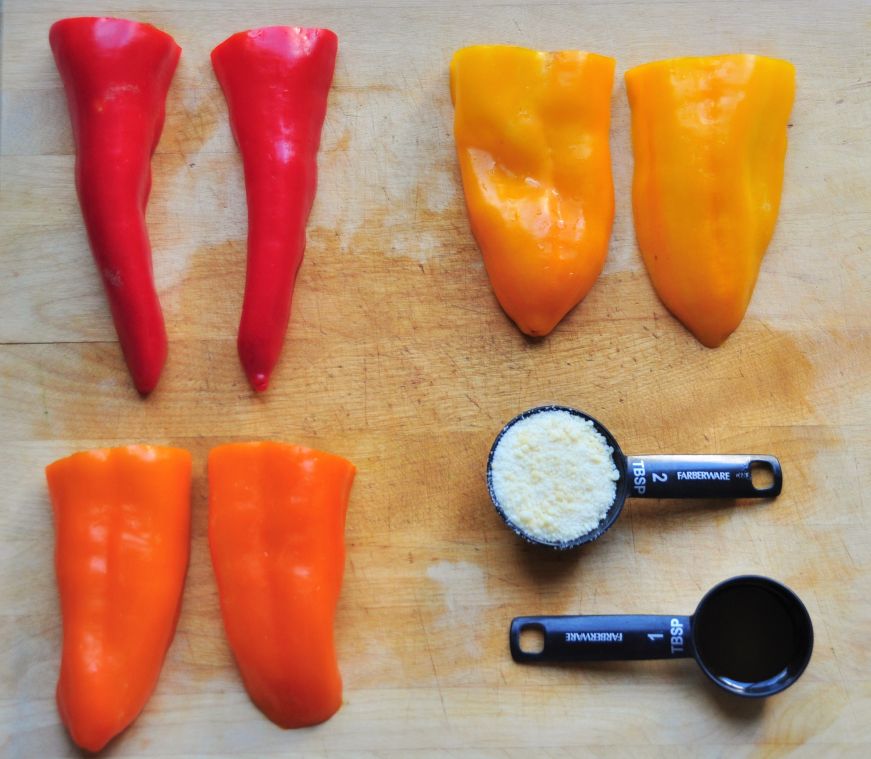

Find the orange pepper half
[[45, 445, 192, 752], [451, 45, 616, 336], [626, 54, 796, 347], [208, 442, 355, 728]]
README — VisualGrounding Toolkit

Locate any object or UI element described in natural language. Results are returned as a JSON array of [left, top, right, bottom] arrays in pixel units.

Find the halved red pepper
[[212, 27, 337, 392], [49, 18, 180, 394]]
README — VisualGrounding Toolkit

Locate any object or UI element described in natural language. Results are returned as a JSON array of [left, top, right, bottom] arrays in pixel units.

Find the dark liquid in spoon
[[694, 583, 797, 684]]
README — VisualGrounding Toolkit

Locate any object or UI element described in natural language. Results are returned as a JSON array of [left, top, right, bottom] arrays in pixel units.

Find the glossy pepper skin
[[50, 18, 180, 394], [212, 28, 337, 392], [45, 446, 192, 752], [626, 55, 796, 347], [208, 442, 355, 728], [451, 46, 615, 336]]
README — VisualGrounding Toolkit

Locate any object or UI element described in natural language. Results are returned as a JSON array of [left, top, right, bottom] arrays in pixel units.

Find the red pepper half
[[50, 18, 180, 394], [212, 27, 337, 392]]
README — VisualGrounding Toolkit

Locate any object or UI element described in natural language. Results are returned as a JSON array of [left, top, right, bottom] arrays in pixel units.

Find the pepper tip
[[250, 372, 270, 392]]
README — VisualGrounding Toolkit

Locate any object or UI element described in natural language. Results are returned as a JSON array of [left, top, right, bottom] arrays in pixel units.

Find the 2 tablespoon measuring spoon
[[510, 575, 813, 697], [487, 405, 782, 549]]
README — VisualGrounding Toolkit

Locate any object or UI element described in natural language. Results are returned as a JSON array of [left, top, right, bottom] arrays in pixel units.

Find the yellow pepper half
[[626, 54, 796, 347], [451, 46, 616, 336]]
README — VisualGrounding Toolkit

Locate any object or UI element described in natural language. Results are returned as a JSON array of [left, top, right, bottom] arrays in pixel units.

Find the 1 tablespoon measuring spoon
[[510, 575, 813, 698], [487, 405, 782, 549]]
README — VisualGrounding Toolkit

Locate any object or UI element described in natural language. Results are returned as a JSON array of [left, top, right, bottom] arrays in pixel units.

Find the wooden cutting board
[[2, 0, 869, 755]]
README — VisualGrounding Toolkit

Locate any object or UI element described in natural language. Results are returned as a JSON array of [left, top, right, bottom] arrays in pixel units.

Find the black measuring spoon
[[510, 575, 813, 698], [487, 405, 782, 549]]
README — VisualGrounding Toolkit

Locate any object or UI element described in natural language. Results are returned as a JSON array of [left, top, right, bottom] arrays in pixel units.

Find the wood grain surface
[[2, 0, 870, 756]]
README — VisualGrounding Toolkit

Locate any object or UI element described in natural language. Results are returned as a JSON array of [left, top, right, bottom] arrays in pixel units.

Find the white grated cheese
[[490, 409, 621, 543]]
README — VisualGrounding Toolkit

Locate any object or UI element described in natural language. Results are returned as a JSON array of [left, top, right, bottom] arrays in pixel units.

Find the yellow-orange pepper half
[[626, 54, 795, 347], [451, 45, 616, 336]]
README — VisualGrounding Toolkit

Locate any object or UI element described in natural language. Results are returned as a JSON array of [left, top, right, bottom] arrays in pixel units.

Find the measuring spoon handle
[[625, 454, 781, 499], [510, 615, 693, 662]]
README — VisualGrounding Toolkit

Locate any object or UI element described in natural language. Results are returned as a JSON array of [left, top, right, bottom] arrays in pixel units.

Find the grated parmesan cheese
[[490, 409, 621, 544]]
